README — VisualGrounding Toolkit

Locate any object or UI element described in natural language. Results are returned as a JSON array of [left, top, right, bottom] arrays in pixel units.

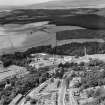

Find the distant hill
[[0, 8, 105, 29], [49, 14, 105, 29], [25, 0, 105, 9], [1, 0, 105, 10], [95, 8, 105, 16]]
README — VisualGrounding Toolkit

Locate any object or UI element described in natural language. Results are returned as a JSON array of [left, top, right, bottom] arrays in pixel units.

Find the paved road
[[17, 72, 78, 105], [58, 79, 66, 105], [58, 71, 78, 105], [58, 73, 71, 105], [69, 89, 78, 105]]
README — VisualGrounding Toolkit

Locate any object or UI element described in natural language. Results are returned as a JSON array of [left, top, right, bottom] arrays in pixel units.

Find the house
[[72, 77, 81, 87], [63, 56, 73, 62]]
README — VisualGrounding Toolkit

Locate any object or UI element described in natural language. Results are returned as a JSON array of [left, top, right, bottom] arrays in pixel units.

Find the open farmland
[[0, 9, 105, 53], [56, 29, 105, 40]]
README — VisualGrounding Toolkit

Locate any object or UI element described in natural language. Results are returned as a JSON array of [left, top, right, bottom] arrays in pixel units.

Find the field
[[0, 9, 105, 53], [56, 29, 105, 40], [0, 24, 85, 54]]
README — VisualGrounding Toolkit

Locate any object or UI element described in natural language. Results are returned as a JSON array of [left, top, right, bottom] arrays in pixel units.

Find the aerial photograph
[[1, 0, 105, 105]]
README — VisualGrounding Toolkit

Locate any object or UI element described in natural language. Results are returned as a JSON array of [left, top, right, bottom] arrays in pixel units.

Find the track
[[16, 80, 49, 105]]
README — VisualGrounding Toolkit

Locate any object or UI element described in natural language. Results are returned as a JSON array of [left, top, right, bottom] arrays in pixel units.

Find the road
[[16, 72, 78, 105], [58, 72, 78, 105], [69, 89, 78, 105], [58, 79, 66, 105]]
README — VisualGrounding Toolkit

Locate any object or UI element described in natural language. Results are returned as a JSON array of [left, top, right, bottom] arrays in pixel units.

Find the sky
[[0, 0, 55, 6]]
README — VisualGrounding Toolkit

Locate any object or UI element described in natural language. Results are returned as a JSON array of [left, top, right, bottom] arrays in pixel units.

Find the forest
[[1, 42, 105, 67]]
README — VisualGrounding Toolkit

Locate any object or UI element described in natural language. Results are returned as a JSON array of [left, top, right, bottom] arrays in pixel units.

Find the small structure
[[74, 90, 80, 96], [72, 77, 81, 83], [5, 79, 11, 89], [63, 56, 72, 62]]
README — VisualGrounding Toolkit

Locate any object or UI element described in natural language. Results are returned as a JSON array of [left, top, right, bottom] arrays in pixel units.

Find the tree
[[30, 99, 37, 105], [58, 63, 64, 68]]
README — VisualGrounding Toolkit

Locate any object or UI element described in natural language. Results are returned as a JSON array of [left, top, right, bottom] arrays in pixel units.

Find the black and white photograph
[[0, 0, 105, 105]]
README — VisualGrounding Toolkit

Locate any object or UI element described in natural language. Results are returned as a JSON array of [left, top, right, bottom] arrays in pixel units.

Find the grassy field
[[0, 24, 84, 54], [56, 29, 105, 40], [0, 9, 105, 54]]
